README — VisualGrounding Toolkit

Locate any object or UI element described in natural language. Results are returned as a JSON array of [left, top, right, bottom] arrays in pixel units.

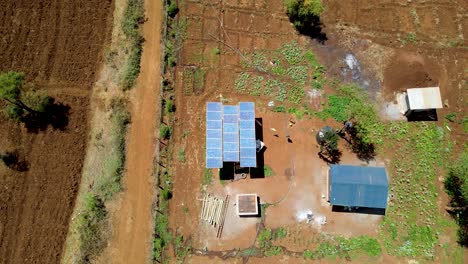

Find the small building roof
[[329, 165, 388, 209], [406, 87, 443, 110], [237, 194, 258, 216]]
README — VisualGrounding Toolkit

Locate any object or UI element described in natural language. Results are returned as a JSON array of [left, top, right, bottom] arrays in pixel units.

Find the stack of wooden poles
[[200, 194, 224, 226], [200, 194, 230, 238]]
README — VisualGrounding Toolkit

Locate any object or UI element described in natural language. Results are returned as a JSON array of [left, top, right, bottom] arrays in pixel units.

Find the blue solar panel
[[240, 129, 255, 139], [207, 129, 222, 138], [223, 133, 238, 142], [239, 102, 256, 167], [240, 138, 256, 148], [207, 102, 222, 111], [240, 111, 255, 120], [206, 102, 223, 168], [239, 102, 254, 111], [240, 147, 256, 157], [224, 114, 238, 123], [223, 142, 238, 152], [207, 120, 222, 129], [224, 105, 238, 114], [207, 148, 222, 158], [207, 111, 222, 120], [206, 138, 222, 149], [207, 158, 223, 168], [240, 157, 256, 167], [239, 120, 255, 129], [224, 123, 238, 133], [224, 152, 239, 162]]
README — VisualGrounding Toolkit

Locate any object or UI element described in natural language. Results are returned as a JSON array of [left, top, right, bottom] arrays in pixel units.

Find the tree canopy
[[284, 0, 324, 29], [444, 152, 468, 246], [0, 71, 25, 103]]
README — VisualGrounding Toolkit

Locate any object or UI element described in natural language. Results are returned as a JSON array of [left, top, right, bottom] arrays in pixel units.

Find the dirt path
[[104, 0, 162, 263]]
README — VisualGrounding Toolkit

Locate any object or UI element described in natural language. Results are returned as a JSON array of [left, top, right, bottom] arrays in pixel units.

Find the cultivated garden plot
[[159, 0, 467, 263]]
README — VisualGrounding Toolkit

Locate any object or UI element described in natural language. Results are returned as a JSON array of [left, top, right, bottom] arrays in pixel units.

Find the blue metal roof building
[[329, 165, 389, 209]]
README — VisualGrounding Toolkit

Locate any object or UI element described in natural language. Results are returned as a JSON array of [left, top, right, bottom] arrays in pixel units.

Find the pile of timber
[[200, 194, 225, 227]]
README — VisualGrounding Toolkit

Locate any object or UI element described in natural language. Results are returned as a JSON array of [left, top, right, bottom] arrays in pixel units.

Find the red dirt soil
[[99, 0, 163, 263], [0, 1, 113, 263]]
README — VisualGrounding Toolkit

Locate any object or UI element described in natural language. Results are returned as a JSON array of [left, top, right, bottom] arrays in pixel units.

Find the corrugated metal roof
[[329, 165, 388, 209], [407, 87, 443, 110]]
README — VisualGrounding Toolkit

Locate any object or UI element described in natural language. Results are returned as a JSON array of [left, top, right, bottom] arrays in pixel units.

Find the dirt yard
[[167, 0, 467, 263], [0, 0, 113, 263]]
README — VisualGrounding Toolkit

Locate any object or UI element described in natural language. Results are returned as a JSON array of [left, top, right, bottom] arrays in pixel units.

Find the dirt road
[[104, 0, 162, 263]]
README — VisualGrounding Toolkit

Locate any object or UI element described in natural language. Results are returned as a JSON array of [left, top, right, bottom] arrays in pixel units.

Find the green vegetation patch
[[202, 168, 213, 186], [95, 102, 130, 201], [303, 235, 381, 260], [234, 72, 250, 93], [381, 122, 442, 258], [288, 86, 305, 104], [280, 41, 304, 65], [121, 0, 145, 90], [286, 65, 308, 85]]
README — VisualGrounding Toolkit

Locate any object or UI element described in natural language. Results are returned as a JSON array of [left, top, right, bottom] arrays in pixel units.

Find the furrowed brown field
[[0, 1, 113, 263]]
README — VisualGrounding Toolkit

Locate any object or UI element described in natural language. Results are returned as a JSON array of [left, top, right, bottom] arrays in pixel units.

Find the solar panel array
[[239, 102, 257, 167], [206, 102, 257, 168], [206, 102, 223, 168], [223, 106, 240, 162]]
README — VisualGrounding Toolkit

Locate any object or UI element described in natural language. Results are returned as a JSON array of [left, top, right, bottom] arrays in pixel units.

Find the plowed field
[[0, 1, 113, 263]]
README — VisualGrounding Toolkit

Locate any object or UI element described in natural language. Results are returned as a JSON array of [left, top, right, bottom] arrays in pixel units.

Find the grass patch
[[121, 0, 145, 90], [153, 207, 172, 262], [177, 148, 186, 163], [174, 235, 191, 261], [380, 123, 442, 258], [318, 84, 385, 144], [239, 247, 260, 257], [74, 100, 130, 263], [272, 105, 286, 113], [202, 168, 213, 186], [444, 112, 457, 122], [302, 236, 381, 260], [288, 107, 305, 120], [96, 101, 130, 201], [263, 165, 275, 177], [75, 194, 107, 262]]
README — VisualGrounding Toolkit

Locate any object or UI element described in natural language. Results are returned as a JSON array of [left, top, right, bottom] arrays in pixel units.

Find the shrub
[[76, 194, 107, 260], [165, 99, 175, 113], [284, 0, 324, 30], [159, 124, 172, 139], [161, 188, 172, 200], [167, 0, 179, 18]]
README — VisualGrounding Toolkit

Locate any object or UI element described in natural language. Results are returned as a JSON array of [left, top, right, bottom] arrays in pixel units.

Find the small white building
[[401, 87, 443, 115]]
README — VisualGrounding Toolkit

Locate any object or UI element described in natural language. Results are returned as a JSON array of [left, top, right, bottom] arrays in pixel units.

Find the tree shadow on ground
[[318, 149, 342, 164], [288, 15, 327, 44], [340, 126, 376, 163], [21, 99, 70, 133], [0, 151, 29, 172]]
